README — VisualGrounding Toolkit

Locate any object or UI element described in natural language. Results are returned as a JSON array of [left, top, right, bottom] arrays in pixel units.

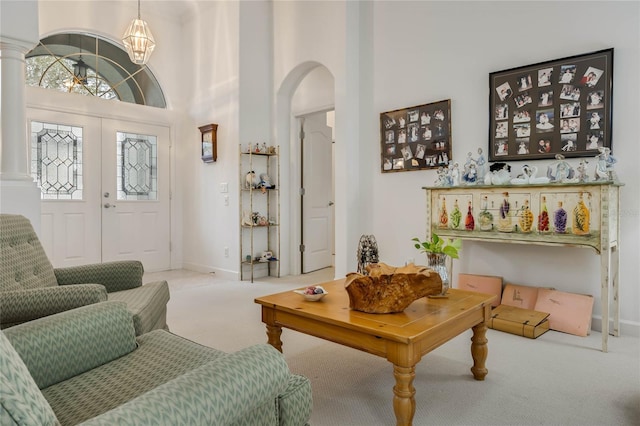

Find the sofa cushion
[[0, 331, 58, 426], [0, 214, 57, 291], [42, 329, 226, 425], [107, 280, 170, 335], [3, 302, 137, 389]]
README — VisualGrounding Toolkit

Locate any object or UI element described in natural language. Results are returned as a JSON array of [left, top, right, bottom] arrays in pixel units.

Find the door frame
[[25, 87, 177, 270], [296, 108, 335, 274]]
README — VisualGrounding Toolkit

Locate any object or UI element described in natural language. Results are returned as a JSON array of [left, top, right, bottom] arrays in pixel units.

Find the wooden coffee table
[[255, 279, 497, 426]]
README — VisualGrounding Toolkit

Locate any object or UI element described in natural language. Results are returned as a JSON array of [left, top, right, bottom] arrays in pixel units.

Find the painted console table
[[423, 181, 622, 352]]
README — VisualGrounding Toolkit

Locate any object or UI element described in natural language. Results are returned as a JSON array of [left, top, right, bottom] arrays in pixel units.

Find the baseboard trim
[[590, 317, 640, 337]]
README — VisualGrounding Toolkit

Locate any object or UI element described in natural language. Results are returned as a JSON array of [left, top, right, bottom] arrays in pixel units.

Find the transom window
[[26, 33, 166, 108]]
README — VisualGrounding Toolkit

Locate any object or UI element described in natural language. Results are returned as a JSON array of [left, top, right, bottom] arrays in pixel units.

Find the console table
[[423, 181, 622, 352]]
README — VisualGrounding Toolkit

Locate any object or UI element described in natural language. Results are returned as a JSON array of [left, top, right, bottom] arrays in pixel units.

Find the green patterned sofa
[[0, 214, 169, 335], [0, 301, 313, 425]]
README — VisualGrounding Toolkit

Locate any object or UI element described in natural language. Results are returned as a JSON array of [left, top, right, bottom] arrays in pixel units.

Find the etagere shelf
[[423, 181, 622, 352], [239, 144, 280, 282]]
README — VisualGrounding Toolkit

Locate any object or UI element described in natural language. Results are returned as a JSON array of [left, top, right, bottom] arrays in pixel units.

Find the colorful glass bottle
[[478, 195, 493, 231], [465, 201, 475, 230], [438, 197, 448, 228], [538, 196, 550, 232], [450, 199, 462, 229], [518, 199, 534, 233], [498, 192, 513, 232], [554, 201, 567, 233], [572, 192, 590, 235]]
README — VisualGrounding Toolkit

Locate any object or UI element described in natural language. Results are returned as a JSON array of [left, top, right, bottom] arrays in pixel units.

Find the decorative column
[[1, 43, 32, 181], [0, 0, 41, 229]]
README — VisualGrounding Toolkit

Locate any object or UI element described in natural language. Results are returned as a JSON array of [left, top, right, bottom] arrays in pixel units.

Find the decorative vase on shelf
[[478, 196, 494, 231], [518, 199, 534, 233], [538, 196, 550, 233], [426, 252, 449, 295], [554, 201, 568, 233], [497, 192, 513, 232], [450, 199, 462, 229], [438, 197, 449, 229], [572, 192, 590, 235], [465, 201, 475, 231]]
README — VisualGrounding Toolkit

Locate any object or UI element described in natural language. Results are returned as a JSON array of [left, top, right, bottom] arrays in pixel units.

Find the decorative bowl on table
[[293, 285, 328, 301]]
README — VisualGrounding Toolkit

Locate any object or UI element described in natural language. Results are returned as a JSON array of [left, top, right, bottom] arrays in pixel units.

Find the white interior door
[[28, 110, 102, 267], [100, 119, 171, 272], [302, 111, 334, 273]]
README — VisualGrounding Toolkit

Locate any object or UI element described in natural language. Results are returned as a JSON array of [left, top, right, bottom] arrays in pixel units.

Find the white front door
[[100, 119, 171, 272], [28, 110, 171, 272], [301, 111, 334, 273]]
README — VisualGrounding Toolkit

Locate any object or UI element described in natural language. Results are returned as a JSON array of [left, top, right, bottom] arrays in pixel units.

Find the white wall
[[369, 1, 640, 332]]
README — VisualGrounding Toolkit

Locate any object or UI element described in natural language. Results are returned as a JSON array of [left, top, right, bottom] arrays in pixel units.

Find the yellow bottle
[[572, 192, 590, 235]]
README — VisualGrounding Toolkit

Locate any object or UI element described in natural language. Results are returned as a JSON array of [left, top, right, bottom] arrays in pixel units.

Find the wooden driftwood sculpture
[[344, 262, 443, 313]]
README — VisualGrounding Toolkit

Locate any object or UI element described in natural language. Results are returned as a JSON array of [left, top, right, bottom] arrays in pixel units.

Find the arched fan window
[[26, 33, 166, 108]]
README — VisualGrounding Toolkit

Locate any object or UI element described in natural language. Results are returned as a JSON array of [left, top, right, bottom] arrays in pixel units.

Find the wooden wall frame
[[489, 48, 613, 162], [380, 99, 452, 173], [199, 123, 218, 162]]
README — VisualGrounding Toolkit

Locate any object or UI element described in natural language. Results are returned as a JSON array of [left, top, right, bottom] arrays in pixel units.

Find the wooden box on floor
[[488, 305, 550, 339]]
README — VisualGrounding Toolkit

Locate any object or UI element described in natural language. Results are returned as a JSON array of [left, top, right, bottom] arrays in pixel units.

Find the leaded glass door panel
[[29, 111, 102, 267], [101, 119, 170, 272]]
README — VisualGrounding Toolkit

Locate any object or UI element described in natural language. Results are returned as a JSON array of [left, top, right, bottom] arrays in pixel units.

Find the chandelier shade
[[122, 1, 155, 65]]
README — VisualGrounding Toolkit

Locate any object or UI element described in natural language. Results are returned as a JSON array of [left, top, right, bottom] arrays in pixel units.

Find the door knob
[[103, 192, 110, 198], [328, 201, 334, 206], [104, 203, 116, 208]]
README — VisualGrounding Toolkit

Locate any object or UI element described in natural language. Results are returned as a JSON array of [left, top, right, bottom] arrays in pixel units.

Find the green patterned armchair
[[0, 214, 169, 335], [0, 301, 313, 425]]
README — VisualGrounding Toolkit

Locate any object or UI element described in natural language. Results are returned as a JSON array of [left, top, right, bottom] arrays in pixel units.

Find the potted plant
[[411, 233, 461, 259], [411, 233, 461, 294]]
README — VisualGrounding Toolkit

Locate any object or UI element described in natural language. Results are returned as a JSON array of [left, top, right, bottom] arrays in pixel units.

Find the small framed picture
[[489, 48, 613, 161], [198, 123, 218, 163], [379, 99, 452, 173]]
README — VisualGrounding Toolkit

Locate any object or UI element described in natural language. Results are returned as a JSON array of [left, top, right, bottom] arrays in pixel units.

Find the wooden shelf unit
[[423, 181, 622, 352]]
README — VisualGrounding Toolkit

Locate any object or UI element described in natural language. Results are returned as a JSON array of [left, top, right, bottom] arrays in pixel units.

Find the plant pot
[[426, 252, 450, 295]]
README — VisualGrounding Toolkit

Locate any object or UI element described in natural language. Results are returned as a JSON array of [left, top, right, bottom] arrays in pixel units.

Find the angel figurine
[[547, 154, 575, 183]]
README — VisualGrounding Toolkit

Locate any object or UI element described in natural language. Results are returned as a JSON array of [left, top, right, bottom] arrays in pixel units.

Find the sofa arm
[[79, 344, 292, 426], [0, 284, 107, 328], [55, 260, 143, 292], [3, 301, 137, 389]]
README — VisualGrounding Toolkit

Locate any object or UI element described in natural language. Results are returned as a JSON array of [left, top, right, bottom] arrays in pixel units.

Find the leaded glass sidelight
[[30, 121, 83, 200], [116, 131, 157, 200]]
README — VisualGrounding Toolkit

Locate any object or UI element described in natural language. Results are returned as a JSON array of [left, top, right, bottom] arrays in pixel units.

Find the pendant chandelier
[[122, 0, 155, 65]]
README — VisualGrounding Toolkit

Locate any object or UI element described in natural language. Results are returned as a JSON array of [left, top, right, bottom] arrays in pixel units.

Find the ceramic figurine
[[594, 146, 617, 181], [462, 153, 478, 185], [475, 148, 487, 183], [576, 159, 590, 182], [547, 154, 575, 183], [245, 171, 257, 189], [485, 162, 512, 185], [450, 162, 460, 186]]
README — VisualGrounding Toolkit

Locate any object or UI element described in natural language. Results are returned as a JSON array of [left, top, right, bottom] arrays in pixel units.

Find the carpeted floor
[[145, 268, 640, 426]]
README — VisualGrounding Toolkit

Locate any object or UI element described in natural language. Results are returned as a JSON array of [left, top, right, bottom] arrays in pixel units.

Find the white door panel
[[28, 110, 102, 267], [101, 119, 171, 272], [27, 110, 171, 272], [302, 112, 334, 273]]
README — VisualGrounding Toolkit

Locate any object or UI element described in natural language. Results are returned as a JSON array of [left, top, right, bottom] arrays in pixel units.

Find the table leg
[[393, 364, 416, 426], [470, 322, 488, 380], [266, 324, 283, 353]]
